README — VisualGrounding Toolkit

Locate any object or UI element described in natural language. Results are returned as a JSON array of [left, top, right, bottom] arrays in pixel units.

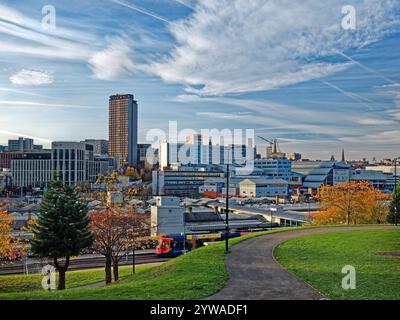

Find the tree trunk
[[58, 270, 66, 290], [105, 255, 112, 284], [54, 256, 69, 290], [113, 261, 119, 282]]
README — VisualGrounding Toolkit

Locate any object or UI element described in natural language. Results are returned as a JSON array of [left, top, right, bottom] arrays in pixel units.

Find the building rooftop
[[239, 178, 289, 185], [109, 94, 134, 100]]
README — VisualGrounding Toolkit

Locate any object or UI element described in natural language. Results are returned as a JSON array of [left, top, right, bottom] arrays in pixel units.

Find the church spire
[[341, 149, 346, 163]]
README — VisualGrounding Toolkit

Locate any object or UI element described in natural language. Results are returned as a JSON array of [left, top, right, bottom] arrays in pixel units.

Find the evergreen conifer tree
[[387, 182, 400, 224], [31, 180, 93, 290]]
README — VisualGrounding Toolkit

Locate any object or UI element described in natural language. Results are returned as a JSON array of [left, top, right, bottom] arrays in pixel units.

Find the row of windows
[[53, 149, 86, 161], [242, 190, 287, 195], [12, 160, 51, 171], [12, 161, 52, 187]]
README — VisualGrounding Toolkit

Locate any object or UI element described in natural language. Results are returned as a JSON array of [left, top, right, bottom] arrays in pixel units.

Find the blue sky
[[0, 0, 399, 160]]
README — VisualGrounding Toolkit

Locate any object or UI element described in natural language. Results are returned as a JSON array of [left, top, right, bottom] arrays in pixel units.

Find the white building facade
[[11, 152, 52, 188], [52, 141, 95, 185], [239, 178, 289, 197], [150, 196, 185, 236]]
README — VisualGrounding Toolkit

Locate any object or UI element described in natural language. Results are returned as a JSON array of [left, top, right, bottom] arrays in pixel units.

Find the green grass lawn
[[0, 264, 159, 294], [0, 228, 291, 300], [1, 226, 396, 300], [274, 229, 400, 300]]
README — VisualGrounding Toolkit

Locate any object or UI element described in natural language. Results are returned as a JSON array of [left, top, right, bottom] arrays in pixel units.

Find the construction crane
[[257, 136, 281, 157]]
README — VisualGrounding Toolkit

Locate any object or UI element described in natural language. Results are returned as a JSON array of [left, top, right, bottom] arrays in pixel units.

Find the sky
[[0, 0, 399, 160]]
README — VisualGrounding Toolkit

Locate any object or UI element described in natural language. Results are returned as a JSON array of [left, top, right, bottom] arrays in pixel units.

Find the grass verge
[[0, 264, 159, 294], [274, 229, 400, 300], [1, 225, 396, 300], [0, 228, 292, 300]]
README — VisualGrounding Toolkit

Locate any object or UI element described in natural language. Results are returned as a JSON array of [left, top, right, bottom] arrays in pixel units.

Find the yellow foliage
[[313, 181, 389, 225], [0, 210, 25, 261]]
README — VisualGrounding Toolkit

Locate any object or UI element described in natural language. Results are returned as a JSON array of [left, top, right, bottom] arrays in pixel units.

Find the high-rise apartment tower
[[108, 94, 138, 167]]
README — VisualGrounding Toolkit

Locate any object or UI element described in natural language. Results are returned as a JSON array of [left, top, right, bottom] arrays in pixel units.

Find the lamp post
[[225, 146, 232, 255], [270, 208, 273, 229], [225, 160, 230, 254], [394, 157, 399, 226]]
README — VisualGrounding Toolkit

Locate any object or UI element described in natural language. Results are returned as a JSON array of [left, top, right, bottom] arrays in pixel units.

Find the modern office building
[[158, 135, 255, 170], [8, 137, 34, 152], [287, 153, 302, 161], [109, 94, 138, 168], [365, 165, 399, 191], [33, 144, 43, 151], [238, 178, 289, 197], [159, 142, 184, 169], [94, 154, 118, 176], [11, 152, 52, 188], [365, 165, 399, 176], [84, 139, 109, 155], [52, 141, 95, 185], [350, 169, 392, 192], [253, 158, 292, 180], [186, 134, 202, 165], [0, 152, 23, 169], [152, 168, 225, 196], [137, 143, 155, 167], [291, 161, 351, 193]]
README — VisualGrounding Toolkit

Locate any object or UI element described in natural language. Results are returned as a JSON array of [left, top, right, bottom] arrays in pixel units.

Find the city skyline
[[0, 0, 399, 161]]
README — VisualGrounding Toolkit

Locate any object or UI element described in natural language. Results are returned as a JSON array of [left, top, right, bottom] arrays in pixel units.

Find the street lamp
[[307, 198, 311, 221], [394, 157, 400, 226], [270, 208, 273, 229], [225, 160, 230, 254], [225, 146, 232, 254]]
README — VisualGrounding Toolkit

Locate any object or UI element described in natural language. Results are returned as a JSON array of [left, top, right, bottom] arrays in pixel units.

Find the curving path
[[207, 226, 398, 300]]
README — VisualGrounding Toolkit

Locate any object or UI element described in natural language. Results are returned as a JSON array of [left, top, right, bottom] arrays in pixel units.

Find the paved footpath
[[207, 226, 398, 300]]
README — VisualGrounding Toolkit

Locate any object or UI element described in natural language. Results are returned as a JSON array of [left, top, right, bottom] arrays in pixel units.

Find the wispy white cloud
[[111, 0, 170, 23], [0, 129, 52, 143], [189, 95, 400, 150], [335, 50, 399, 86], [375, 83, 400, 119], [355, 118, 396, 126], [0, 4, 135, 81], [0, 87, 50, 97], [148, 0, 399, 96], [196, 111, 253, 120], [170, 0, 196, 10], [0, 4, 95, 61], [0, 101, 94, 109], [339, 130, 400, 144], [9, 69, 54, 86], [322, 81, 374, 110], [88, 37, 136, 81]]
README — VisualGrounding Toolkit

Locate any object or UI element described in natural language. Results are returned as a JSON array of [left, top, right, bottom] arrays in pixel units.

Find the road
[[0, 251, 169, 275], [207, 226, 398, 300]]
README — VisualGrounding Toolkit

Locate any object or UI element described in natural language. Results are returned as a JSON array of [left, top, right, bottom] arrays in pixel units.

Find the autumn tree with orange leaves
[[0, 211, 26, 263], [313, 181, 390, 225], [90, 209, 149, 284]]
